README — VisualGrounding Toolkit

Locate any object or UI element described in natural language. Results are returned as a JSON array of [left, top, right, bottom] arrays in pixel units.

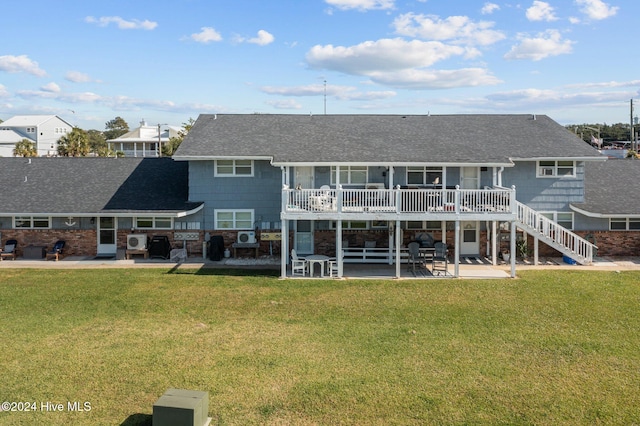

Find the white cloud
[[504, 30, 574, 61], [236, 30, 275, 46], [0, 55, 46, 77], [65, 71, 93, 83], [189, 27, 223, 44], [84, 16, 157, 30], [392, 13, 505, 46], [265, 99, 302, 110], [41, 82, 61, 93], [367, 68, 502, 89], [575, 0, 618, 20], [481, 3, 500, 15], [324, 0, 395, 11], [306, 38, 468, 74], [526, 1, 558, 21], [261, 83, 396, 100], [0, 84, 9, 97]]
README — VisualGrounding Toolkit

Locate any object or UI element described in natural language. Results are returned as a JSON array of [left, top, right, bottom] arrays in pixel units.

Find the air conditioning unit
[[237, 231, 256, 244], [127, 234, 147, 250]]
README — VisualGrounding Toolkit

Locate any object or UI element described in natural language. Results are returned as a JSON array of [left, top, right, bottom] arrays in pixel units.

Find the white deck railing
[[515, 201, 595, 264], [283, 186, 515, 215]]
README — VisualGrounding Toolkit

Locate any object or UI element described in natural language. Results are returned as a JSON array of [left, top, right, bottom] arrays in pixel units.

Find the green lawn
[[1, 268, 639, 425]]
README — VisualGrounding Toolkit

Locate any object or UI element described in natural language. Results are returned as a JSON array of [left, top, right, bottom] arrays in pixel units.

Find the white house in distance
[[107, 120, 182, 157], [0, 115, 73, 157]]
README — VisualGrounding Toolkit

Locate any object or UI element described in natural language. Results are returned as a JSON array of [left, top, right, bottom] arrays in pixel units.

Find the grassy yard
[[1, 268, 639, 425]]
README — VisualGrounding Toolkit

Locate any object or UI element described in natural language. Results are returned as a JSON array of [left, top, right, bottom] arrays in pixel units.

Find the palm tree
[[13, 138, 38, 157], [58, 127, 90, 157]]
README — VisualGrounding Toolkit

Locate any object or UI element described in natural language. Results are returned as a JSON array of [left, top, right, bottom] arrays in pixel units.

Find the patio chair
[[327, 253, 343, 278], [407, 241, 425, 275], [291, 249, 308, 276], [431, 242, 448, 276], [45, 240, 66, 261], [0, 239, 17, 261]]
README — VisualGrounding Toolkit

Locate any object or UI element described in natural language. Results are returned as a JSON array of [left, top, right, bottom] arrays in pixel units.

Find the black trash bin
[[149, 235, 171, 259], [208, 235, 225, 261]]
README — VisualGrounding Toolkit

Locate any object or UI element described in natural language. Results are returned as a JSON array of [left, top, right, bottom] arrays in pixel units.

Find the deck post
[[281, 219, 288, 278], [510, 220, 516, 277], [454, 220, 460, 278], [395, 220, 401, 278], [337, 220, 343, 278]]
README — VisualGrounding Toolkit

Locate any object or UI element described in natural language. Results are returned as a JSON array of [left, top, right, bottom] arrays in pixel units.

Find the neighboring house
[[172, 113, 613, 278], [0, 157, 203, 257], [107, 120, 182, 157], [0, 115, 72, 157]]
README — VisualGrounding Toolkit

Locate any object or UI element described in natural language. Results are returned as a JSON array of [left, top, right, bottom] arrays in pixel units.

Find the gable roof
[[571, 159, 640, 217], [1, 115, 72, 128], [106, 124, 182, 143], [174, 114, 605, 166], [0, 157, 202, 216]]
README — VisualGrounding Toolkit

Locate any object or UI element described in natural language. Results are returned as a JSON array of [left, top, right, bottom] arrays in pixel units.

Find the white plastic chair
[[291, 249, 307, 276]]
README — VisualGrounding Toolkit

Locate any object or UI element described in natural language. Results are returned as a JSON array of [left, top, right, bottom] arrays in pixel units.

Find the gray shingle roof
[[0, 157, 202, 215], [174, 114, 605, 165], [571, 159, 640, 217]]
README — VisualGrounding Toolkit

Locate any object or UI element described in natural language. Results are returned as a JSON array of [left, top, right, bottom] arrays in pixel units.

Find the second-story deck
[[282, 186, 516, 221]]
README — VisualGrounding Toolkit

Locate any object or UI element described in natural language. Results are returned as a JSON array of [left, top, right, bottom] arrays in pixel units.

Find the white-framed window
[[331, 166, 367, 185], [405, 220, 442, 230], [215, 160, 253, 177], [537, 160, 576, 177], [610, 218, 640, 231], [406, 166, 442, 186], [14, 216, 50, 229], [330, 220, 368, 230], [215, 209, 254, 229], [540, 212, 574, 230], [135, 216, 173, 229], [26, 127, 36, 133]]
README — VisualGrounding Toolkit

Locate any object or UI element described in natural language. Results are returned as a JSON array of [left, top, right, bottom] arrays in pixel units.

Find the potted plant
[[516, 239, 529, 259], [501, 250, 510, 262]]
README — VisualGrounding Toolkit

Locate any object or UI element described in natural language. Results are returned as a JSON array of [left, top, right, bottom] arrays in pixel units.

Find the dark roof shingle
[[175, 114, 604, 164]]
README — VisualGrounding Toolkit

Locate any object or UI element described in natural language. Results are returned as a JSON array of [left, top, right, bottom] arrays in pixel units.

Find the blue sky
[[0, 0, 635, 130]]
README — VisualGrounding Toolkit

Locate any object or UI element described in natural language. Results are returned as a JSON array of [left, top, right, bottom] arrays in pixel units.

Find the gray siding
[[504, 161, 585, 211], [189, 160, 282, 229]]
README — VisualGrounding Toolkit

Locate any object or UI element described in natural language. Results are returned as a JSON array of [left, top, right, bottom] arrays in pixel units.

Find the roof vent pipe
[[532, 114, 536, 120]]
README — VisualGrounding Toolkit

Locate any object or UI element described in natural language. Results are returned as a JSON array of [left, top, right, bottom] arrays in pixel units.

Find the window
[[26, 127, 36, 133], [537, 160, 576, 177], [215, 209, 254, 229], [406, 220, 441, 230], [331, 166, 367, 185], [330, 220, 368, 230], [540, 212, 574, 230], [215, 160, 253, 176], [406, 166, 442, 186], [135, 216, 173, 229], [610, 218, 640, 231], [14, 216, 50, 229]]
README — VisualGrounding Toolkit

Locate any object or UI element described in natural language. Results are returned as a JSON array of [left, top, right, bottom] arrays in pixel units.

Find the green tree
[[161, 117, 195, 157], [13, 138, 38, 157], [87, 129, 111, 156], [58, 127, 90, 157], [104, 116, 129, 140]]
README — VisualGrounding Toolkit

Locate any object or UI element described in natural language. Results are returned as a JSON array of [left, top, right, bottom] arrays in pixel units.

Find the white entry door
[[295, 220, 314, 256], [97, 217, 117, 255], [295, 166, 314, 189], [460, 167, 480, 189], [460, 221, 480, 256]]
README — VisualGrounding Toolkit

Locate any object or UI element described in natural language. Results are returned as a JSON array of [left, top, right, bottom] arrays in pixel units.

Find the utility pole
[[631, 99, 635, 152]]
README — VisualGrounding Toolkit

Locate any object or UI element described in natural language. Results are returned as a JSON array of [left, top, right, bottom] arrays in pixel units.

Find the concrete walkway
[[2, 255, 639, 279]]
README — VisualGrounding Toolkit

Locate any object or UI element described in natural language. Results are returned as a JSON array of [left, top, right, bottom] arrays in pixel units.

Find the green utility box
[[153, 388, 210, 426]]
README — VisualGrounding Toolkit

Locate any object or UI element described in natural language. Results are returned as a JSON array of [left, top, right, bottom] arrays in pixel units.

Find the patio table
[[306, 254, 330, 277]]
